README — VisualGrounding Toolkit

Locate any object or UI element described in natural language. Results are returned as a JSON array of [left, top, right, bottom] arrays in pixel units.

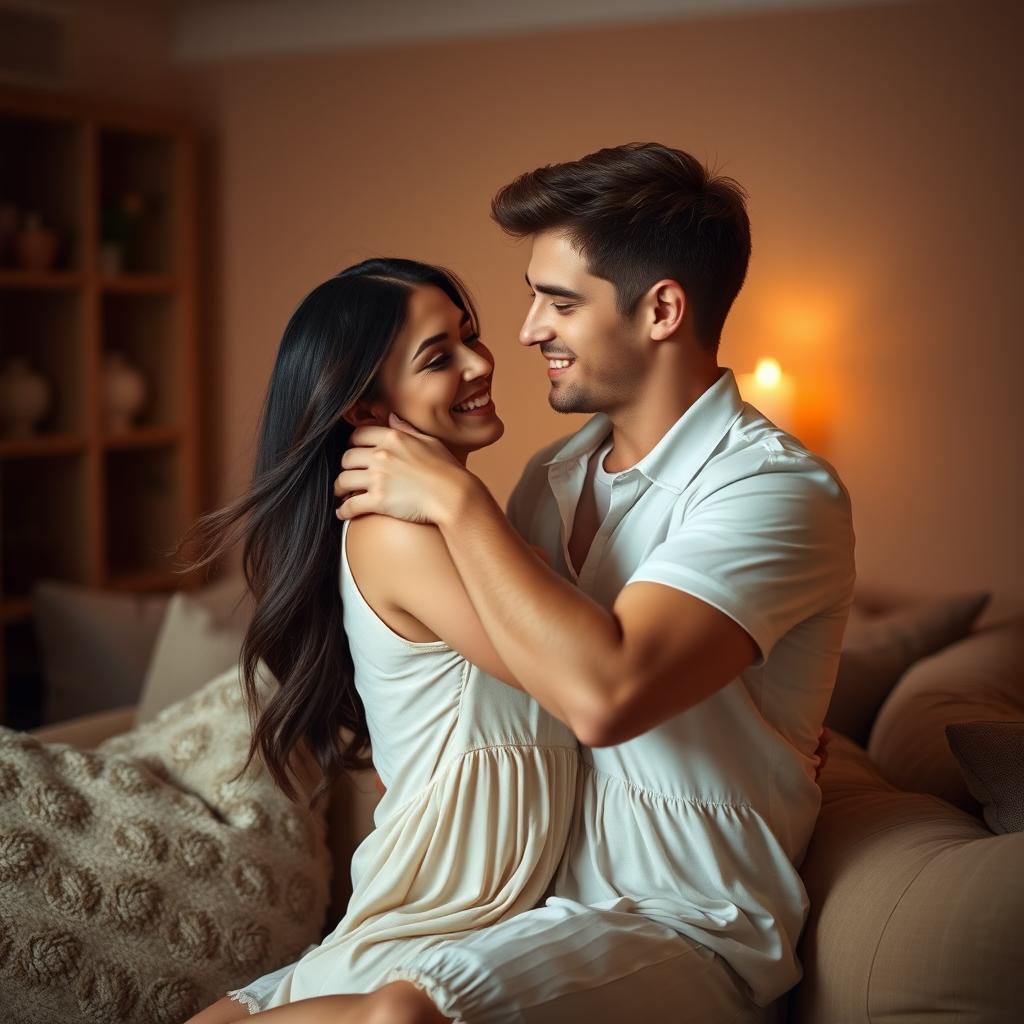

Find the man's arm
[[427, 477, 759, 746], [335, 424, 756, 745]]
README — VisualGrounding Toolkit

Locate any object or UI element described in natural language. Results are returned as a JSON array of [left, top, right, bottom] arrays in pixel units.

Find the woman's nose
[[461, 346, 492, 381]]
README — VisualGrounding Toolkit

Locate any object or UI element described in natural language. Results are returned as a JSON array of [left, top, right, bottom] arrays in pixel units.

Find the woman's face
[[357, 284, 504, 460]]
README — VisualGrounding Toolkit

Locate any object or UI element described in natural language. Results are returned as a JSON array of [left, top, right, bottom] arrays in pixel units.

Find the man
[[335, 143, 856, 1023]]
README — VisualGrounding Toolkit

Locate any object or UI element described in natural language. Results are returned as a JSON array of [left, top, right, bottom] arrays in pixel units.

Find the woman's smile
[[451, 385, 496, 417]]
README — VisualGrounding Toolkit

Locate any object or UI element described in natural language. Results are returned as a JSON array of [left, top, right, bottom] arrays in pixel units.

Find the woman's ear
[[341, 399, 389, 429]]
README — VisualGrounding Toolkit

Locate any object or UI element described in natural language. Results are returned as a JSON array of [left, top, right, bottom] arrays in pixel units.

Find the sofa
[[16, 578, 1024, 1023]]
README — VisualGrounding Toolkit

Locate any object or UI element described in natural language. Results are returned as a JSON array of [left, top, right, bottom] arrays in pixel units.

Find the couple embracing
[[186, 142, 856, 1024]]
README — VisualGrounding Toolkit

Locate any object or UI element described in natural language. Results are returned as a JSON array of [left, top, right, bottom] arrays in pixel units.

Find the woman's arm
[[345, 514, 525, 690]]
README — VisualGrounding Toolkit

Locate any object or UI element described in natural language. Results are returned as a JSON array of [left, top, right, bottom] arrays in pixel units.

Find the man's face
[[520, 230, 648, 415]]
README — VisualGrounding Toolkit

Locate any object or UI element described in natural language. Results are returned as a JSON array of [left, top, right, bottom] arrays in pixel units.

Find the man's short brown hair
[[491, 143, 751, 350]]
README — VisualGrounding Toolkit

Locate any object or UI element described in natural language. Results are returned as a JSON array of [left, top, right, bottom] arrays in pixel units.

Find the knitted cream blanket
[[0, 666, 331, 1024]]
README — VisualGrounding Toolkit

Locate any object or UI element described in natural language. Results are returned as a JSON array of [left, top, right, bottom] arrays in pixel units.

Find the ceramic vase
[[102, 350, 148, 432], [14, 211, 59, 272], [0, 356, 53, 438]]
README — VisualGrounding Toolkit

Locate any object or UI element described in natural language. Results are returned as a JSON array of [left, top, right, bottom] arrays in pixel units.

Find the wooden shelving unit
[[0, 90, 202, 727]]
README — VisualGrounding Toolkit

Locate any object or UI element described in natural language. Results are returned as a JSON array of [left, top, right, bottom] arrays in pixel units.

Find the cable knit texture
[[0, 665, 331, 1024]]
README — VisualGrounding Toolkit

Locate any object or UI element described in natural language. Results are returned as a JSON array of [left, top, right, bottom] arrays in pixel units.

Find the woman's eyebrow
[[524, 273, 585, 301], [411, 312, 471, 361]]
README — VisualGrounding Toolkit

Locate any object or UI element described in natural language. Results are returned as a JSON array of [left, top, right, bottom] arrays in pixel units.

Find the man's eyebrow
[[524, 273, 585, 302], [411, 311, 471, 361]]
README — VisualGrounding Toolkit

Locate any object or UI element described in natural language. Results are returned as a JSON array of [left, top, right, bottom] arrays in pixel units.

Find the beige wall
[[64, 0, 1024, 615]]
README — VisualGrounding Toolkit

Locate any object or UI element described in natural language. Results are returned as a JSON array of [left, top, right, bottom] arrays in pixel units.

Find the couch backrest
[[867, 617, 1024, 811]]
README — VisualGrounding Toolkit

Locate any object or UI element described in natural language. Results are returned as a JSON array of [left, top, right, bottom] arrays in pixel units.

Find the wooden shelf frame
[[0, 89, 203, 725]]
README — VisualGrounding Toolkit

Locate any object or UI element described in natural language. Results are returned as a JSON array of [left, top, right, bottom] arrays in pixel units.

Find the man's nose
[[519, 310, 553, 348]]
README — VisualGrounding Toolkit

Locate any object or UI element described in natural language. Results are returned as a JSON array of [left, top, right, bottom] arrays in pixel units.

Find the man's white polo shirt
[[506, 367, 856, 1005]]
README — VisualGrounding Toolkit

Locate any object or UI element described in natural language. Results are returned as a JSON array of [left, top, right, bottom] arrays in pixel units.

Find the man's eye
[[552, 303, 574, 313]]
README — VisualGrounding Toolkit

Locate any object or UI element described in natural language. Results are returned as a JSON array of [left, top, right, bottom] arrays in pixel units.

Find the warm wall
[[57, 0, 188, 109], [71, 0, 1018, 614]]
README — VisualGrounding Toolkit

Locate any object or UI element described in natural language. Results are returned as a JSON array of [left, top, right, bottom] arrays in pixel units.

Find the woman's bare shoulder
[[346, 514, 444, 597], [346, 514, 442, 559], [344, 516, 448, 642]]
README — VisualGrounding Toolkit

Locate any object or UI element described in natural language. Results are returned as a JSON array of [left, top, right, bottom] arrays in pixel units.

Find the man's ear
[[646, 279, 686, 342], [341, 398, 389, 428]]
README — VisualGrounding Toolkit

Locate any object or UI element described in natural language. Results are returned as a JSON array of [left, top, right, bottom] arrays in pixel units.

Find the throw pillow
[[0, 664, 331, 1024], [867, 618, 1024, 812], [825, 591, 990, 745], [946, 720, 1024, 834], [32, 581, 171, 725], [136, 574, 252, 724]]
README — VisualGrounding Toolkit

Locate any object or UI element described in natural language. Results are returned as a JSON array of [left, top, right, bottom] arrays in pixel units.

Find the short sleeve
[[627, 461, 855, 664]]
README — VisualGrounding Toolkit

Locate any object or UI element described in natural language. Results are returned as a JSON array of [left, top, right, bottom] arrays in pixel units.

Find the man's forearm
[[437, 475, 628, 742]]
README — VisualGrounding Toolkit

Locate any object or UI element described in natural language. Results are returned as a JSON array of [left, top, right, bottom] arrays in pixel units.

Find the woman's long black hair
[[176, 258, 480, 808]]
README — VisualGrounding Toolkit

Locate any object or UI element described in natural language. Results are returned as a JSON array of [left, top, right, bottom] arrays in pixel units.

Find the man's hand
[[334, 414, 471, 526]]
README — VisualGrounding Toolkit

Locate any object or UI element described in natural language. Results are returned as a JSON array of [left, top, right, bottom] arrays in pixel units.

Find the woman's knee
[[366, 981, 450, 1024]]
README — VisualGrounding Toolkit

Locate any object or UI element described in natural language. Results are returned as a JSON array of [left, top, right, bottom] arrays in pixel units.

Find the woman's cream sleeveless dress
[[226, 519, 579, 1012]]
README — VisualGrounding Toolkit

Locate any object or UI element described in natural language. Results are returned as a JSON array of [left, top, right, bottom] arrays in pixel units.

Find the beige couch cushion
[[825, 592, 989, 744], [0, 666, 331, 1024], [32, 581, 170, 725], [136, 576, 253, 725], [792, 732, 1024, 1024], [946, 720, 1024, 834], [868, 618, 1024, 811]]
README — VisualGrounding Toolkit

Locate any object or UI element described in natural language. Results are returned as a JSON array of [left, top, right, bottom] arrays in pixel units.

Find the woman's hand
[[334, 414, 472, 527]]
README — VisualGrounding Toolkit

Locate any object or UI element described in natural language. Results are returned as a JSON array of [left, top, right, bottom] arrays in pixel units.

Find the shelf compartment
[[101, 291, 180, 431], [0, 113, 83, 272], [0, 287, 85, 437], [1, 452, 90, 599], [103, 446, 183, 580], [99, 130, 177, 275]]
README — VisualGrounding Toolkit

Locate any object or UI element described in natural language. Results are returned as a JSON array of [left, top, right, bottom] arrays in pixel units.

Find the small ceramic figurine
[[102, 349, 148, 432], [0, 356, 53, 438], [14, 210, 60, 272]]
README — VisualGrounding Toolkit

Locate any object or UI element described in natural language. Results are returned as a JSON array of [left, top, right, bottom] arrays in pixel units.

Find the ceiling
[[45, 0, 929, 61]]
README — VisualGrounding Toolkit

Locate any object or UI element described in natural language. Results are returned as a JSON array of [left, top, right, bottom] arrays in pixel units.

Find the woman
[[184, 259, 578, 1023]]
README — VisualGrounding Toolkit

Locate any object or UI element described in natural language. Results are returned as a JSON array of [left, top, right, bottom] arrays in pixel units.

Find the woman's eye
[[425, 355, 450, 371], [462, 332, 481, 347]]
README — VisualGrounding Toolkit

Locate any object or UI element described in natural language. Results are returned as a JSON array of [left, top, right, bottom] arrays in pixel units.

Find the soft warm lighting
[[754, 358, 783, 388], [736, 358, 796, 433]]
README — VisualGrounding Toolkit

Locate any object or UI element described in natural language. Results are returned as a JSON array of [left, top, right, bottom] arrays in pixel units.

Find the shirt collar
[[542, 367, 745, 494]]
